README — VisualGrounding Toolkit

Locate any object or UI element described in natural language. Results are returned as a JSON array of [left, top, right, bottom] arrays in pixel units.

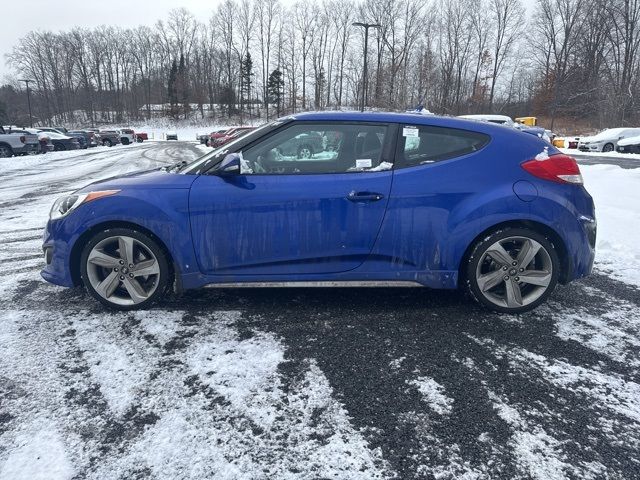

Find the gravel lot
[[1, 142, 639, 479]]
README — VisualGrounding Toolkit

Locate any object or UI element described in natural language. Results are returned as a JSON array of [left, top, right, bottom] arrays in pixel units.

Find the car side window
[[240, 123, 390, 174], [397, 125, 490, 168]]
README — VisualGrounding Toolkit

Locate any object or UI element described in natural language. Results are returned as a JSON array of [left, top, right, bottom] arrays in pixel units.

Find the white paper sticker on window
[[403, 127, 419, 137], [356, 159, 372, 168]]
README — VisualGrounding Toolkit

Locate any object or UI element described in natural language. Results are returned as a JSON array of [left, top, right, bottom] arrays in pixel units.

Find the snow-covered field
[[0, 143, 639, 479]]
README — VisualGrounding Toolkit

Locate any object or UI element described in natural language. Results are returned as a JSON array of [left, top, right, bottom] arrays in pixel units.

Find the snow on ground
[[581, 164, 640, 287], [407, 377, 454, 415], [1, 143, 640, 479]]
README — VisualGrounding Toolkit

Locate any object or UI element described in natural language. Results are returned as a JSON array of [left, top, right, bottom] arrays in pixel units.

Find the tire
[[0, 144, 13, 158], [54, 143, 66, 152], [80, 228, 170, 310], [137, 137, 144, 143], [297, 144, 313, 159], [464, 227, 560, 314], [603, 143, 614, 152], [121, 137, 130, 145], [103, 139, 113, 147]]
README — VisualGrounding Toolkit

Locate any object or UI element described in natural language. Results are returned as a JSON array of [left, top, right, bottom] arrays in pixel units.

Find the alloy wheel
[[298, 147, 312, 159], [475, 236, 553, 309], [85, 235, 161, 306]]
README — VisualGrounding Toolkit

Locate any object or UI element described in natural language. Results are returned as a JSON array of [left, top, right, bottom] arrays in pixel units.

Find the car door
[[188, 121, 395, 275]]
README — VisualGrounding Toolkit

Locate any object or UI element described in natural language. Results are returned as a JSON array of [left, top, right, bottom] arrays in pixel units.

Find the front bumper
[[41, 219, 76, 287]]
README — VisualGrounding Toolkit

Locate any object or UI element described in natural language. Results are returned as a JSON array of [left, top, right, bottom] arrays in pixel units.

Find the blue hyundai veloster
[[42, 112, 596, 313]]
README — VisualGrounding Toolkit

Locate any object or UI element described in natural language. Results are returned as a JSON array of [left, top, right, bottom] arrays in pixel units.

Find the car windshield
[[180, 120, 289, 175], [592, 128, 625, 140]]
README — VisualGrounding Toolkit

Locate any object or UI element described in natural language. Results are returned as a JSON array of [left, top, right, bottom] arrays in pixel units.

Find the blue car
[[42, 112, 596, 313]]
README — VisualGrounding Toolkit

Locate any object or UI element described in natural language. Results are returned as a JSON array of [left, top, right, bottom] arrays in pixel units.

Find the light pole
[[352, 22, 380, 112], [19, 79, 33, 127]]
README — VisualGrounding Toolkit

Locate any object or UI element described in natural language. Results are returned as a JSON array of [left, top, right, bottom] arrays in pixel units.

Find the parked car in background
[[67, 131, 93, 149], [118, 129, 136, 145], [277, 131, 324, 158], [166, 131, 178, 141], [42, 111, 595, 314], [459, 114, 551, 142], [615, 135, 640, 153], [210, 127, 255, 147], [47, 131, 81, 151], [135, 132, 148, 142], [97, 130, 121, 147], [578, 128, 640, 152], [38, 127, 67, 135], [204, 128, 230, 145], [0, 126, 40, 157]]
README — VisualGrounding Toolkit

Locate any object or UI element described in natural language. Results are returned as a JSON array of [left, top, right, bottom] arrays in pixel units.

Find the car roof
[[284, 111, 516, 136]]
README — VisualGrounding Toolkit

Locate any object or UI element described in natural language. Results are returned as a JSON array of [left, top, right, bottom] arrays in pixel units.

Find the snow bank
[[581, 164, 640, 287]]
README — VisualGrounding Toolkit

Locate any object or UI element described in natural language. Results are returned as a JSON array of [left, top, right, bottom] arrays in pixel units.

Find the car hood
[[77, 169, 198, 193], [578, 136, 600, 144]]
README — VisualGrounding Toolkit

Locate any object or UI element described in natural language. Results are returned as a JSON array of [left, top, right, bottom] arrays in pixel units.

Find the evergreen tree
[[240, 53, 253, 117], [267, 69, 284, 117], [0, 100, 7, 124], [168, 59, 178, 119], [177, 53, 190, 119]]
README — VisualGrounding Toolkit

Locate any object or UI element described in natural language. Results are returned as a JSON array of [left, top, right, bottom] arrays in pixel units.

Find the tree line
[[2, 0, 640, 130]]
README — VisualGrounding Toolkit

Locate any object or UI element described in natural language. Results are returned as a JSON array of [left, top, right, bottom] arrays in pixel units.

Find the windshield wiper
[[162, 160, 188, 173]]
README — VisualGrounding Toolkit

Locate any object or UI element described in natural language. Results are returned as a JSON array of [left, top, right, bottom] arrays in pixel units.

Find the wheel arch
[[0, 142, 14, 154], [69, 220, 177, 288], [457, 219, 570, 286]]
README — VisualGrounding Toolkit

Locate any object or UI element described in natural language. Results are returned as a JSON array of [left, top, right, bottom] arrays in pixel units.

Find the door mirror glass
[[218, 153, 241, 175]]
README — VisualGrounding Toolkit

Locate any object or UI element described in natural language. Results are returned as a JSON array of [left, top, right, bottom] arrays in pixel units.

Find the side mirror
[[218, 153, 241, 175]]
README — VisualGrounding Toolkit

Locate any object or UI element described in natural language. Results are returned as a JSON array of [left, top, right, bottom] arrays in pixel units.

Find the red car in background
[[135, 132, 148, 143], [210, 127, 255, 147]]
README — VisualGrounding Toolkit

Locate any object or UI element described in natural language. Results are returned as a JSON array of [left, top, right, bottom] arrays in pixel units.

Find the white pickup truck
[[0, 126, 40, 157]]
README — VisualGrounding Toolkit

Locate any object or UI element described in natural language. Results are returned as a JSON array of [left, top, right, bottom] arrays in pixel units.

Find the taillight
[[521, 153, 583, 185], [20, 135, 26, 144]]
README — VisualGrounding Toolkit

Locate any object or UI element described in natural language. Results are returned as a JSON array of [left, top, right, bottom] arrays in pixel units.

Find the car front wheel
[[603, 143, 614, 152], [80, 228, 170, 310], [465, 228, 559, 313]]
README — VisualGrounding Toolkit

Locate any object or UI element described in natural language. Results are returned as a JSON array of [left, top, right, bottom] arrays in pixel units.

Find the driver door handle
[[347, 191, 385, 202]]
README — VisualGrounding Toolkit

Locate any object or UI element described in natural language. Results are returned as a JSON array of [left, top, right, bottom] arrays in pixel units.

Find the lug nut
[[512, 261, 518, 266], [114, 267, 118, 272], [119, 260, 124, 265], [129, 264, 134, 268], [515, 277, 520, 282], [519, 268, 524, 272], [503, 275, 510, 281], [129, 273, 134, 278], [119, 275, 124, 280], [503, 266, 508, 271]]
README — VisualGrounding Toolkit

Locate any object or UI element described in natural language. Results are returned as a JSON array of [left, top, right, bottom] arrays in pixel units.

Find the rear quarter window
[[397, 125, 490, 168]]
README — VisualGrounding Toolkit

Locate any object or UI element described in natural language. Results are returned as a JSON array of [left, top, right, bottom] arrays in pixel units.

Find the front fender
[[43, 188, 198, 286]]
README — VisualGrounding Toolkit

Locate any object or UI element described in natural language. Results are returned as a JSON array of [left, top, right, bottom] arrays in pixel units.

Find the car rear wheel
[[103, 139, 113, 147], [603, 143, 614, 152], [297, 145, 313, 159], [465, 228, 559, 313], [80, 228, 170, 310], [55, 144, 66, 151], [0, 145, 13, 158]]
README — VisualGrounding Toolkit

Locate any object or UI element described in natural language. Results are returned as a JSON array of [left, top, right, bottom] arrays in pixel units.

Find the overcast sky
[[1, 0, 536, 82], [0, 0, 216, 80]]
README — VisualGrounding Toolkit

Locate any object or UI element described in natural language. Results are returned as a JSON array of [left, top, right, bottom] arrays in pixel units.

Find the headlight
[[49, 190, 120, 220]]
